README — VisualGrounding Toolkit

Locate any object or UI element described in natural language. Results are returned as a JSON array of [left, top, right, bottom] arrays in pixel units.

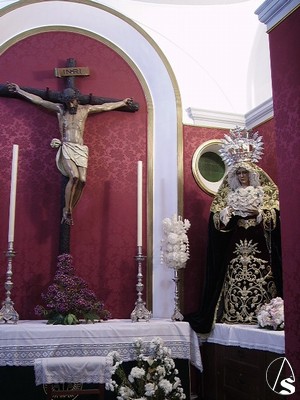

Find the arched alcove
[[0, 0, 183, 318]]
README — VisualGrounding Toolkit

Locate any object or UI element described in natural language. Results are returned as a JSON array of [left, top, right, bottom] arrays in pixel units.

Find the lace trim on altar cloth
[[0, 341, 197, 368], [34, 356, 113, 385], [204, 323, 285, 353], [0, 319, 202, 372]]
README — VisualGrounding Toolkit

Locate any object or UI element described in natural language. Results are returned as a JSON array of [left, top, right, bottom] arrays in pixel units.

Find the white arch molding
[[0, 0, 183, 318]]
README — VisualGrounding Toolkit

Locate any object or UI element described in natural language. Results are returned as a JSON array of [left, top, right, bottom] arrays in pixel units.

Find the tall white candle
[[8, 144, 19, 243], [137, 161, 143, 247]]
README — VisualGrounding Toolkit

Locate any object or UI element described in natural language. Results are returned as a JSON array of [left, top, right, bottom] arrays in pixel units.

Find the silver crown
[[219, 126, 264, 166]]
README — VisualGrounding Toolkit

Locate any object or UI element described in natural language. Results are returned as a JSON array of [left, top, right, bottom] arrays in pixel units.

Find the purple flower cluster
[[35, 254, 111, 324]]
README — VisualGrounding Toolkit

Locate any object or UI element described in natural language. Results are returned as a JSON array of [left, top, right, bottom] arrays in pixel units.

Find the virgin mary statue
[[185, 127, 283, 336]]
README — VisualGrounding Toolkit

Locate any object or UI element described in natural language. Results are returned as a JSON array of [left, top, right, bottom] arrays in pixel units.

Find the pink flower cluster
[[256, 297, 284, 331]]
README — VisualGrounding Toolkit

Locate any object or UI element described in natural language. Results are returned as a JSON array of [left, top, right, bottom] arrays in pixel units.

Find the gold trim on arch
[[0, 0, 183, 312]]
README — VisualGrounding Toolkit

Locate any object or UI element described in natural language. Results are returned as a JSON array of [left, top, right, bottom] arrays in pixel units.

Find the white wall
[[91, 0, 272, 122]]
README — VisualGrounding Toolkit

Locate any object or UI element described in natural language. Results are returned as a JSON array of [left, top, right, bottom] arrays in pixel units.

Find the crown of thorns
[[61, 88, 80, 102]]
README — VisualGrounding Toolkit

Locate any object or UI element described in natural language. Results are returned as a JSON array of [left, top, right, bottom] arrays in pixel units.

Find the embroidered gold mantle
[[220, 239, 277, 324]]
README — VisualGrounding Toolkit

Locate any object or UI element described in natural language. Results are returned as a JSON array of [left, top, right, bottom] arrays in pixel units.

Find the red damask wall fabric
[[0, 31, 147, 319], [268, 7, 300, 391]]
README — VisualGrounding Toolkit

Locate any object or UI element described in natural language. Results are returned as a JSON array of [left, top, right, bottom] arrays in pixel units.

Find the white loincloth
[[55, 142, 89, 176]]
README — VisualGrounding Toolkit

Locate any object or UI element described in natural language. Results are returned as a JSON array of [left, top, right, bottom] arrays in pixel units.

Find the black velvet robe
[[184, 164, 283, 336]]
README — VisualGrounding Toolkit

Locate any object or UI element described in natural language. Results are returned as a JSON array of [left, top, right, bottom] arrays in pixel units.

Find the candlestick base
[[131, 247, 152, 322], [0, 301, 19, 324], [171, 306, 184, 322], [131, 301, 152, 322], [0, 243, 19, 324]]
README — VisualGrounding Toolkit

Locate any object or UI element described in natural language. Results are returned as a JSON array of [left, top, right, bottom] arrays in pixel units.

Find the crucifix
[[0, 58, 139, 254]]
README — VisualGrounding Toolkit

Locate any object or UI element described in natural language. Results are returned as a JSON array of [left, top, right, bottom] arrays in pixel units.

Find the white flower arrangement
[[227, 186, 264, 217], [161, 214, 191, 270], [256, 297, 284, 331], [106, 337, 186, 400]]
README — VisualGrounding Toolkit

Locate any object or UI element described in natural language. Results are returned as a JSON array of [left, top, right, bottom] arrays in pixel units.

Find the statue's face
[[66, 98, 78, 114], [236, 168, 250, 187], [62, 88, 78, 113]]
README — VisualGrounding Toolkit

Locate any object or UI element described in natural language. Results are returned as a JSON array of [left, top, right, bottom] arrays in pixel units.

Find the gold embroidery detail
[[221, 239, 277, 324], [237, 218, 257, 229], [263, 209, 277, 231], [213, 213, 221, 230]]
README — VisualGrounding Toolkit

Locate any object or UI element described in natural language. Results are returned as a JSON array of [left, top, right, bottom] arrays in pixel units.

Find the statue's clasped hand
[[50, 138, 62, 148], [7, 82, 19, 93], [125, 97, 133, 107]]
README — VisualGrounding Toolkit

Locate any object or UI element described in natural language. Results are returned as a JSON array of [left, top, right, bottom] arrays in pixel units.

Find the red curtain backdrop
[[182, 119, 279, 314], [268, 7, 300, 391], [0, 31, 147, 319]]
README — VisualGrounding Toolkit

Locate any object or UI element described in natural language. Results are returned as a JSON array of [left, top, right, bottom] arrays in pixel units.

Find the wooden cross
[[53, 58, 138, 253], [55, 59, 91, 255], [0, 58, 139, 111], [0, 58, 139, 254], [54, 58, 90, 91]]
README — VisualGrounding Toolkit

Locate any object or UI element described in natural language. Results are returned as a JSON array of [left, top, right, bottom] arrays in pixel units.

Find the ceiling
[[131, 0, 250, 4]]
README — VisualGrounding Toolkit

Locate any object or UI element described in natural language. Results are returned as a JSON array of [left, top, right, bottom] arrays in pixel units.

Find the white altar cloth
[[204, 323, 285, 354], [0, 318, 202, 371], [34, 356, 112, 385]]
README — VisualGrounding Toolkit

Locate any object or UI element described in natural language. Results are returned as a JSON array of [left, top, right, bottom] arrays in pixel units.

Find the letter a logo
[[266, 357, 296, 395]]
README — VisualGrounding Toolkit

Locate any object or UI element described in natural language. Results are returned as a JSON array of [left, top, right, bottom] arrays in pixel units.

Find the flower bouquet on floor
[[256, 297, 284, 331], [35, 253, 111, 325], [106, 337, 186, 400]]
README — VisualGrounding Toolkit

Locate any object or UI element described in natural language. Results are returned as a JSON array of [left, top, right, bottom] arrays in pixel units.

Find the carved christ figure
[[7, 83, 134, 225]]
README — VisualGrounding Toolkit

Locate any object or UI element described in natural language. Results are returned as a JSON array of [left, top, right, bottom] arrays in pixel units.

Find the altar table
[[0, 318, 202, 371], [200, 324, 285, 400], [203, 322, 285, 353]]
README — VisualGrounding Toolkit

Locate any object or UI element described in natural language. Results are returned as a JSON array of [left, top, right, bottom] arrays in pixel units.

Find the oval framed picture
[[192, 139, 227, 196]]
